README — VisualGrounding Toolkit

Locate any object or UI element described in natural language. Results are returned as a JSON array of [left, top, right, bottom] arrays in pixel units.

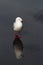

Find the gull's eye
[[21, 21, 23, 23]]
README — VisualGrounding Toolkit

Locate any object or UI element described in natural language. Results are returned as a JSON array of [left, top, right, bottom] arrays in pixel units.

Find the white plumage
[[13, 17, 23, 31]]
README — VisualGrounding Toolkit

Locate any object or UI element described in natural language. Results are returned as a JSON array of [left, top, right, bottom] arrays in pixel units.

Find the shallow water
[[0, 0, 43, 65]]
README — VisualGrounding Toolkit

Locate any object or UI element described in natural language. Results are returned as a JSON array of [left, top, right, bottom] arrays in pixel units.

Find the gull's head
[[15, 17, 23, 23]]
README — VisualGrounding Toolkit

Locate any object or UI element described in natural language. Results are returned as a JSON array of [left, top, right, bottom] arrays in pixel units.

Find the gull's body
[[13, 17, 23, 32]]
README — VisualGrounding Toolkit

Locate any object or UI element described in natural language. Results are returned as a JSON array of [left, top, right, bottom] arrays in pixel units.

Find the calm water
[[0, 0, 43, 65]]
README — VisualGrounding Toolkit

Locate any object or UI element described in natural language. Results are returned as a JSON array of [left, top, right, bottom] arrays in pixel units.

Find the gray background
[[0, 0, 43, 65]]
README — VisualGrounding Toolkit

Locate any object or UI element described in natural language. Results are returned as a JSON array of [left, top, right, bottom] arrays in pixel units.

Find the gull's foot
[[15, 35, 22, 38]]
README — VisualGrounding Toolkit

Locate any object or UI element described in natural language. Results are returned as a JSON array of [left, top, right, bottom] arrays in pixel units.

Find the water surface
[[0, 0, 43, 65]]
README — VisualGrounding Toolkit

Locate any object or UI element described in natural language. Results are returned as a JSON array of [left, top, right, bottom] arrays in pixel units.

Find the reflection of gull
[[13, 35, 24, 59], [13, 17, 23, 38]]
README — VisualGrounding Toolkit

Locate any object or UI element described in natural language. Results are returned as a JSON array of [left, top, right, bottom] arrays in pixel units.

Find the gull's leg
[[18, 31, 22, 38]]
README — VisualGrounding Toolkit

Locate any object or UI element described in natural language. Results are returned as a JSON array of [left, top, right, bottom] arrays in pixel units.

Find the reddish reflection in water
[[13, 35, 24, 59]]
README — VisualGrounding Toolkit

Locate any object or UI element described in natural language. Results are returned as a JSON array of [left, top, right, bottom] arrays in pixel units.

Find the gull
[[13, 17, 23, 38]]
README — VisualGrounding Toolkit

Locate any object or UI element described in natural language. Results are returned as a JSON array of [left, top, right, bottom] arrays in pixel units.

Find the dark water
[[0, 0, 43, 65]]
